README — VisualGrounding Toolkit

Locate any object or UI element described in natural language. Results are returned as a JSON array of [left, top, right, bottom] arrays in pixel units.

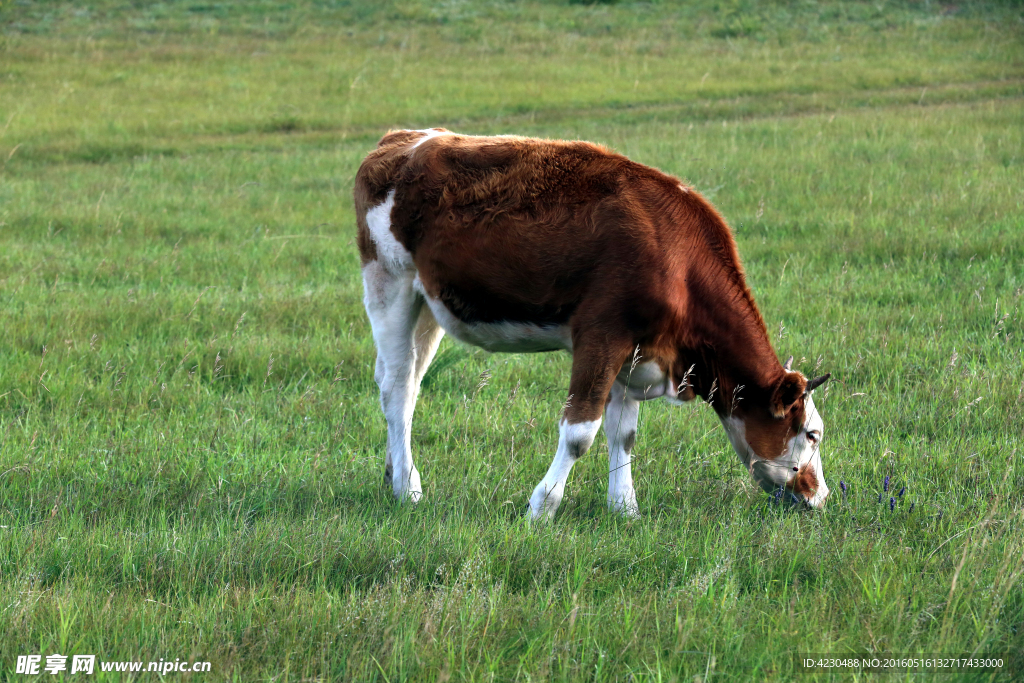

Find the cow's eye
[[806, 430, 820, 444]]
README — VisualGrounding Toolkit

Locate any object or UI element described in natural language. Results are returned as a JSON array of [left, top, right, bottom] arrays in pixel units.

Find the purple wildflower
[[883, 475, 890, 493], [878, 492, 884, 503], [909, 502, 915, 513], [773, 488, 783, 504], [898, 486, 905, 499], [889, 497, 896, 511], [840, 480, 847, 493]]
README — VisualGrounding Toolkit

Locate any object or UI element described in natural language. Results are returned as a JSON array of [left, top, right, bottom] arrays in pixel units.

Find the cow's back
[[356, 130, 699, 329]]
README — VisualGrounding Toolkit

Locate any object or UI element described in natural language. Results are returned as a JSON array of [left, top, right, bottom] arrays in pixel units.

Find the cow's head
[[720, 358, 830, 509]]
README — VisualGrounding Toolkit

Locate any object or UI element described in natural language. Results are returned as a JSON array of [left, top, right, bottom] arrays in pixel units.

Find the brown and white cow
[[355, 128, 830, 520]]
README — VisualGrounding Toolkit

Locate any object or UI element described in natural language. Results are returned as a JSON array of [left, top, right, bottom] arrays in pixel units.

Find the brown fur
[[744, 398, 807, 462], [355, 130, 807, 455], [770, 371, 808, 419], [788, 462, 819, 499]]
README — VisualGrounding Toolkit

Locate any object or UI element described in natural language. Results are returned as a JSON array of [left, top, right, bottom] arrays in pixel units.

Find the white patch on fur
[[415, 280, 572, 353], [802, 395, 829, 508], [804, 393, 824, 435], [617, 360, 666, 398], [409, 128, 452, 150], [678, 183, 690, 193], [365, 190, 413, 272], [528, 418, 602, 521], [616, 360, 681, 402], [604, 382, 640, 518]]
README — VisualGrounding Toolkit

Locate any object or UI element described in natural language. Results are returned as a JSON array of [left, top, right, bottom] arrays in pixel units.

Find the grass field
[[1, 1, 1023, 680]]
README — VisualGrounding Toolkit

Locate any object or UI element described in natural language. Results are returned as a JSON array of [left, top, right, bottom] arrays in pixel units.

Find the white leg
[[376, 307, 442, 485], [363, 260, 427, 502], [604, 381, 640, 517], [528, 418, 602, 521]]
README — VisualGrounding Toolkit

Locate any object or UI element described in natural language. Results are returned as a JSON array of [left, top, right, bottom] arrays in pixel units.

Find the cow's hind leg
[[412, 305, 444, 390], [528, 340, 630, 521], [604, 380, 641, 517], [380, 305, 444, 484], [363, 261, 434, 502]]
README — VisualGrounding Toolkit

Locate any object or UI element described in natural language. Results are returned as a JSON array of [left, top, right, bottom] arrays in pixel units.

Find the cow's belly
[[417, 279, 572, 353]]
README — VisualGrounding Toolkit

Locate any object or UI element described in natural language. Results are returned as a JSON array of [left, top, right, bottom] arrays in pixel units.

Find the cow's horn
[[783, 356, 793, 371], [804, 373, 831, 394]]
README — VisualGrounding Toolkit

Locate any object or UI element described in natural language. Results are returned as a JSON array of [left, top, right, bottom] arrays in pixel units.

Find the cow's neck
[[678, 267, 782, 414]]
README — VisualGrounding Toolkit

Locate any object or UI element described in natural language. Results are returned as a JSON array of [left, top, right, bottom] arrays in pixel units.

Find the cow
[[354, 128, 830, 520]]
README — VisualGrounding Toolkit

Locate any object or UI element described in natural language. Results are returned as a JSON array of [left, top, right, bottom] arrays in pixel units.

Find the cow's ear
[[770, 371, 807, 418]]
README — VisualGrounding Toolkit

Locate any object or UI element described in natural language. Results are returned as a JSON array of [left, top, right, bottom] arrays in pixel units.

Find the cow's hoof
[[526, 501, 556, 523], [609, 502, 641, 520], [393, 488, 422, 504]]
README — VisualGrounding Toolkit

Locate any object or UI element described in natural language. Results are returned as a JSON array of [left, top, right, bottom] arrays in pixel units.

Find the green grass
[[1, 1, 1023, 680]]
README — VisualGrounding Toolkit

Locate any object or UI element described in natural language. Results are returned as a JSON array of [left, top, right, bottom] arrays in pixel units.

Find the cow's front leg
[[528, 340, 630, 521], [604, 380, 640, 518], [528, 418, 602, 521]]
